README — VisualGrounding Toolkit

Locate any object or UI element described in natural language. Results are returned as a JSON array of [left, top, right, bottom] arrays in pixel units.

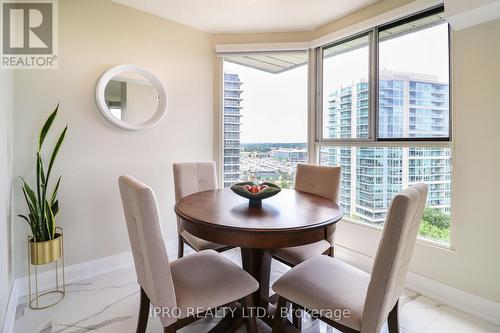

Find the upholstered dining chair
[[173, 162, 232, 258], [271, 183, 428, 333], [272, 163, 341, 267], [119, 175, 259, 333]]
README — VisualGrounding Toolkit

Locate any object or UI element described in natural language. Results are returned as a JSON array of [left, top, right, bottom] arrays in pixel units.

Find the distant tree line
[[242, 142, 306, 152]]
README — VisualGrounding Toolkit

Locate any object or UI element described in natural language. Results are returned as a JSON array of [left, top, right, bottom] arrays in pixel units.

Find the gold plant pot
[[28, 227, 65, 309], [29, 233, 62, 265]]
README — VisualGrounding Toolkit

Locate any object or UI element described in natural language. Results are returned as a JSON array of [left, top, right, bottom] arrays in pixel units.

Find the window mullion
[[315, 47, 324, 143], [308, 48, 318, 165], [369, 27, 379, 142]]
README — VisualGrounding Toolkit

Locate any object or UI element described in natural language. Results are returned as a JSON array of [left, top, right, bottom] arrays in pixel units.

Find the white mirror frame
[[96, 64, 168, 131]]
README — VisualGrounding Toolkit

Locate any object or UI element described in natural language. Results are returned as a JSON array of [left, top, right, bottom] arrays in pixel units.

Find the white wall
[[0, 70, 14, 325], [12, 0, 214, 277]]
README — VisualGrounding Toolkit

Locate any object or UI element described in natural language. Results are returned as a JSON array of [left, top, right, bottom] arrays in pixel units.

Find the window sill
[[340, 217, 454, 251]]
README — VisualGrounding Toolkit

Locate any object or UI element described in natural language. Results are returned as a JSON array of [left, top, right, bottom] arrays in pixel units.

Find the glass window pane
[[322, 34, 370, 139], [320, 146, 451, 243], [378, 15, 449, 139], [223, 52, 308, 188]]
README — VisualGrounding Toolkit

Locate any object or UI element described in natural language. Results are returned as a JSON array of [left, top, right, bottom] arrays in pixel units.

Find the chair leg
[[272, 296, 289, 333], [177, 235, 184, 259], [164, 325, 176, 333], [137, 287, 150, 333], [292, 303, 302, 330], [388, 300, 400, 333], [242, 294, 258, 333], [330, 245, 335, 257]]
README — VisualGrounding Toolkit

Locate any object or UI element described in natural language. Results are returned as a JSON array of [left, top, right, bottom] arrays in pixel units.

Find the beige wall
[[0, 70, 14, 324], [12, 0, 214, 277], [444, 18, 500, 301]]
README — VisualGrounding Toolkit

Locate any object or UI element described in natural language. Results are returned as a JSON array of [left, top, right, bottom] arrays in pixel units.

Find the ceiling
[[111, 0, 380, 33]]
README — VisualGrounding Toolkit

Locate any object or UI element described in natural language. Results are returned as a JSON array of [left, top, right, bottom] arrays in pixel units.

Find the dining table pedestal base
[[241, 248, 272, 309]]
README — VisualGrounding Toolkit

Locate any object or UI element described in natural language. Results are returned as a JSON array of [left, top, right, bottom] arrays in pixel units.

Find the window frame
[[316, 4, 451, 144], [314, 5, 453, 246], [316, 29, 376, 143], [220, 51, 310, 189], [217, 4, 453, 247]]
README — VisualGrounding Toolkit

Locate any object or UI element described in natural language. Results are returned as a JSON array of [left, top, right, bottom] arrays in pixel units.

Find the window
[[322, 34, 370, 139], [317, 6, 451, 243], [222, 52, 308, 189], [218, 6, 451, 244], [320, 146, 451, 242], [378, 12, 449, 139]]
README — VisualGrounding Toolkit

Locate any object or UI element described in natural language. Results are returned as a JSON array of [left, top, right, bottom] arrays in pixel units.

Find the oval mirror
[[96, 64, 167, 130]]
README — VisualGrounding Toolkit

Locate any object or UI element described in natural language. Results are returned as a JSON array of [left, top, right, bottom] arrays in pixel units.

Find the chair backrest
[[172, 162, 218, 233], [173, 161, 218, 201], [294, 163, 341, 203], [294, 163, 341, 244], [361, 183, 428, 333], [118, 175, 177, 328]]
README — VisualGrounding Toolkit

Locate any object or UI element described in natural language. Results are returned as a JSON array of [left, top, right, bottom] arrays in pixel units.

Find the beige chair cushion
[[273, 240, 331, 266], [180, 229, 227, 251], [171, 250, 259, 318], [273, 255, 369, 330]]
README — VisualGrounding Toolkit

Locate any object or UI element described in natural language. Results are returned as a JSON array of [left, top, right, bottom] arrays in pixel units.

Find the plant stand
[[27, 227, 65, 310]]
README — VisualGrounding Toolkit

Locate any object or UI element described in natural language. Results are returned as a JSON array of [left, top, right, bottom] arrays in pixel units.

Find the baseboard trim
[[15, 251, 133, 298], [1, 281, 18, 333], [335, 245, 500, 327], [14, 241, 180, 299]]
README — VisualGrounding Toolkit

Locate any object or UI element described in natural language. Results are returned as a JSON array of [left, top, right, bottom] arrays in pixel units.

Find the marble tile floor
[[14, 248, 500, 333]]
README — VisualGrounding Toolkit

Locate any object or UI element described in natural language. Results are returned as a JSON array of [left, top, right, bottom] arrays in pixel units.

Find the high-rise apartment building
[[322, 71, 451, 224], [223, 73, 243, 187]]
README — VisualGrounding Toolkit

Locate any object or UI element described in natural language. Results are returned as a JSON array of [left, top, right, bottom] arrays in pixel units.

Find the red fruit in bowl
[[260, 184, 269, 190], [244, 185, 252, 191], [250, 185, 260, 193]]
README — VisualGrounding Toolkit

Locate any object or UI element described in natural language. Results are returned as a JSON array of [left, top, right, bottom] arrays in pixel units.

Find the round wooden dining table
[[174, 188, 343, 329]]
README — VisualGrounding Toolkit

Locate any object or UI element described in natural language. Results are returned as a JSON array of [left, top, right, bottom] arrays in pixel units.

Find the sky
[[224, 60, 308, 144], [224, 23, 449, 144]]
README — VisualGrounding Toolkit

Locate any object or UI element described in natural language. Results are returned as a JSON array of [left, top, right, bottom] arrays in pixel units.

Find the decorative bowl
[[230, 182, 281, 207]]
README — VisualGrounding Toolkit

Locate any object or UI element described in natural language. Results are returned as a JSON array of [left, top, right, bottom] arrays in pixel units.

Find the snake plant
[[19, 104, 68, 242]]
